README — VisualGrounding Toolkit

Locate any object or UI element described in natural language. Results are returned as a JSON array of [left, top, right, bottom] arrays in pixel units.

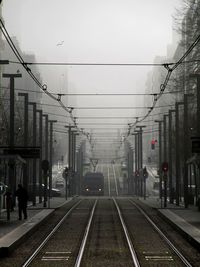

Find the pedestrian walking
[[15, 184, 28, 220]]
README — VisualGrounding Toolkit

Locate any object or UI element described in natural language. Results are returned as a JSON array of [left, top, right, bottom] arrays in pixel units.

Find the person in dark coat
[[15, 184, 28, 220]]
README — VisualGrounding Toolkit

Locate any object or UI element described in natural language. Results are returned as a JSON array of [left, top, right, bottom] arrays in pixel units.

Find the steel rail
[[22, 200, 82, 267], [74, 199, 97, 267], [129, 200, 193, 267], [113, 198, 141, 267], [112, 164, 119, 196]]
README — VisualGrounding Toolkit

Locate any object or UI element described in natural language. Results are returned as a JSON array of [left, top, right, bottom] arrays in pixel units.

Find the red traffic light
[[151, 138, 157, 150], [162, 162, 168, 172]]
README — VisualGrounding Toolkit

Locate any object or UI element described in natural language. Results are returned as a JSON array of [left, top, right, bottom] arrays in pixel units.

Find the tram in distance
[[82, 172, 104, 196]]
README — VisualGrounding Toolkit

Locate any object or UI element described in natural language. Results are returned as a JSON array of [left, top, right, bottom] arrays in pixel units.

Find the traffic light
[[151, 138, 157, 150]]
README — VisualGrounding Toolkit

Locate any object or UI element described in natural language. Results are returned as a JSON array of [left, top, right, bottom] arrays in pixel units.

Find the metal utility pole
[[175, 102, 183, 206], [183, 94, 189, 208], [190, 75, 200, 205], [182, 94, 193, 208], [163, 114, 168, 208], [155, 120, 163, 202], [77, 140, 84, 195], [29, 102, 37, 206], [76, 142, 82, 195], [134, 131, 141, 196], [136, 125, 146, 199], [49, 120, 57, 198], [65, 125, 76, 198], [132, 133, 139, 196], [129, 145, 134, 195], [72, 130, 79, 195], [3, 73, 22, 198], [127, 142, 134, 195], [36, 109, 43, 203], [168, 109, 175, 204], [190, 74, 200, 135], [18, 93, 29, 190], [43, 114, 49, 207]]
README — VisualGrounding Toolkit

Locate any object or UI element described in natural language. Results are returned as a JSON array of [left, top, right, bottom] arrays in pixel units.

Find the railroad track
[[107, 164, 119, 197], [21, 197, 193, 267]]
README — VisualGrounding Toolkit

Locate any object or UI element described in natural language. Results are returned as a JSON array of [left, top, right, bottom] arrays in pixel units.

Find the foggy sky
[[2, 0, 181, 142]]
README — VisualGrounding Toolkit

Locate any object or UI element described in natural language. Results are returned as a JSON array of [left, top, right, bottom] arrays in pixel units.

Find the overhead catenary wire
[[0, 86, 194, 97], [9, 61, 172, 66], [128, 33, 200, 134], [1, 17, 200, 140], [0, 19, 90, 137]]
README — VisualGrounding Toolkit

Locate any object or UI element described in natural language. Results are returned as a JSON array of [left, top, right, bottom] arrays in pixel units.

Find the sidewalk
[[0, 197, 71, 256], [139, 196, 200, 250]]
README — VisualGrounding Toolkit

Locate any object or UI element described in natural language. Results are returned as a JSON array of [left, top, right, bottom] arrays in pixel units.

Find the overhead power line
[[1, 18, 200, 139], [10, 61, 169, 66], [0, 19, 91, 138], [9, 59, 200, 67]]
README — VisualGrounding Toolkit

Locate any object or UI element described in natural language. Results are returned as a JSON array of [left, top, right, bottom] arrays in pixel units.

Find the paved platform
[[1, 195, 200, 257], [0, 197, 71, 256], [139, 196, 200, 250]]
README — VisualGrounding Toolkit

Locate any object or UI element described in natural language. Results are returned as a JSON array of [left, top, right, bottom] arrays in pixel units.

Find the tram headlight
[[98, 188, 102, 191]]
